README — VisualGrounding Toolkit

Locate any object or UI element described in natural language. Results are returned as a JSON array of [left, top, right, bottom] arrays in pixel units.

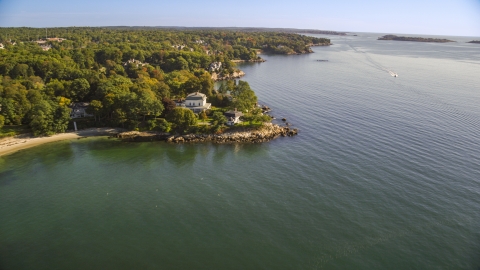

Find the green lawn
[[0, 125, 31, 138], [196, 117, 214, 124], [233, 121, 264, 128]]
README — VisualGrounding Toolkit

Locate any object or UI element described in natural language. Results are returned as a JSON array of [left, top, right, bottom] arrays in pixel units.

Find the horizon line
[[0, 26, 479, 38]]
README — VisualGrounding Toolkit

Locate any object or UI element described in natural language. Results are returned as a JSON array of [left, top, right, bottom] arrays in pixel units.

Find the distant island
[[467, 40, 480, 44], [378, 35, 454, 43]]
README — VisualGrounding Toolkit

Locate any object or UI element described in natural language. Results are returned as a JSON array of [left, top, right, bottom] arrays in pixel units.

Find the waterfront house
[[208, 62, 222, 72], [70, 102, 93, 118], [224, 109, 243, 126], [177, 92, 211, 113]]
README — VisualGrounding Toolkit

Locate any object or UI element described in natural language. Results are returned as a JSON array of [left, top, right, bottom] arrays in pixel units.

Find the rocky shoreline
[[231, 59, 266, 63], [211, 70, 245, 81], [310, 43, 331, 46], [115, 123, 298, 144]]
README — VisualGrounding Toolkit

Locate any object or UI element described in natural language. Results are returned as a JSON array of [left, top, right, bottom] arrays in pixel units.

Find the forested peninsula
[[378, 35, 454, 43], [467, 40, 480, 44], [0, 27, 328, 139]]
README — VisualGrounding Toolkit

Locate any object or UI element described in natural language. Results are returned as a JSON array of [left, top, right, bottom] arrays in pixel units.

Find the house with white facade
[[224, 110, 243, 126], [177, 92, 211, 113], [0, 43, 4, 50]]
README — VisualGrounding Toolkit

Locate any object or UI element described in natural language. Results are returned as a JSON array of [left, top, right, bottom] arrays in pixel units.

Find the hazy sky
[[0, 0, 479, 36]]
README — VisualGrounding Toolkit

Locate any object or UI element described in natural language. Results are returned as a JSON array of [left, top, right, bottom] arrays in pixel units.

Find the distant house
[[0, 43, 4, 49], [70, 102, 93, 118], [177, 92, 211, 113], [34, 38, 65, 51], [172, 98, 185, 107], [40, 45, 52, 51], [172, 44, 186, 50], [123, 59, 146, 67], [224, 109, 243, 126], [208, 62, 222, 72], [35, 38, 65, 44], [174, 98, 185, 107], [47, 37, 66, 42]]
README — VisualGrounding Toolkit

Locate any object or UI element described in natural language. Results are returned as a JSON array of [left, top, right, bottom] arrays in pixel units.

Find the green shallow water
[[1, 33, 480, 269]]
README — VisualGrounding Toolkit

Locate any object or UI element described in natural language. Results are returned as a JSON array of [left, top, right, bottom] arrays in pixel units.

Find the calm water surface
[[1, 33, 480, 269]]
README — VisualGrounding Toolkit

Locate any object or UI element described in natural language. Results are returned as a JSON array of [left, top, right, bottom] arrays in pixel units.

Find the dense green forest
[[0, 27, 329, 135]]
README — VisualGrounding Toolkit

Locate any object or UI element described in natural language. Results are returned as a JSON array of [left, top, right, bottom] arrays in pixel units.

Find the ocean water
[[1, 33, 480, 269]]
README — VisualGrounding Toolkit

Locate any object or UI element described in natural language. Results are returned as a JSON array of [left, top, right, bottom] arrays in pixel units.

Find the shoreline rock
[[211, 70, 245, 81], [310, 43, 331, 47], [116, 123, 298, 144], [231, 59, 266, 63]]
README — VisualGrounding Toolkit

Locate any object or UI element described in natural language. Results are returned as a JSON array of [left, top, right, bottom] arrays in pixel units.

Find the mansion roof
[[185, 92, 206, 100]]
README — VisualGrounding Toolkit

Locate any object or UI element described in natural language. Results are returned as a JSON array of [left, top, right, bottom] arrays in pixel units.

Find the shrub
[[0, 115, 4, 129]]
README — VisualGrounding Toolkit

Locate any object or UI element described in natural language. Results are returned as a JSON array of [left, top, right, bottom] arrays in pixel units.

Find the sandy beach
[[0, 128, 123, 157]]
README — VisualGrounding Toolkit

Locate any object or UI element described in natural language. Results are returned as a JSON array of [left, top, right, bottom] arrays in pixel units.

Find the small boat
[[388, 71, 398, 77]]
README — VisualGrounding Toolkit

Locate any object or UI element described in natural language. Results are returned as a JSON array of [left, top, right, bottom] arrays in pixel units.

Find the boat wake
[[388, 70, 398, 77], [348, 44, 398, 77]]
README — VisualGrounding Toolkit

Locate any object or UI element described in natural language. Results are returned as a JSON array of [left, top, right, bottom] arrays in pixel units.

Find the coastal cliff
[[116, 123, 298, 143]]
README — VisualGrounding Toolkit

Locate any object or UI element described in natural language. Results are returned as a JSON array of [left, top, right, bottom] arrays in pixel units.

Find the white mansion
[[177, 92, 212, 113]]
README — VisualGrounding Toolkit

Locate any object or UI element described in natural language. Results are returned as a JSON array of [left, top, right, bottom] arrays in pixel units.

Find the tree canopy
[[0, 27, 328, 135], [167, 107, 197, 133], [230, 81, 258, 112]]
